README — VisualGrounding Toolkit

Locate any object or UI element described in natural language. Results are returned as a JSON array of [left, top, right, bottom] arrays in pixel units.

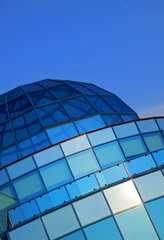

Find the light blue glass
[[33, 144, 64, 167], [125, 154, 156, 176], [94, 141, 125, 168], [75, 115, 105, 134], [143, 132, 164, 152], [152, 149, 164, 166], [67, 149, 100, 179], [116, 205, 158, 240], [47, 122, 78, 144], [156, 118, 164, 130], [96, 163, 128, 187], [137, 119, 159, 133], [60, 230, 85, 240], [88, 127, 116, 147], [7, 156, 36, 179], [42, 205, 80, 239], [84, 217, 122, 240], [0, 169, 9, 186], [134, 171, 164, 201], [146, 197, 164, 239], [120, 135, 147, 158], [73, 192, 111, 226], [9, 219, 48, 240], [39, 159, 73, 191], [113, 122, 139, 139]]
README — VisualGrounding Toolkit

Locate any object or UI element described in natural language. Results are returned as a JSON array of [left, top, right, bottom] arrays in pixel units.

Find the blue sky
[[0, 0, 164, 118]]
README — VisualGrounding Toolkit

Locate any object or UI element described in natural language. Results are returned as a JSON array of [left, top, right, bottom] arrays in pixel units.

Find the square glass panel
[[120, 135, 147, 158], [73, 192, 111, 226], [152, 149, 164, 166], [94, 141, 125, 168], [67, 149, 100, 179], [0, 169, 9, 186], [101, 114, 122, 126], [88, 126, 116, 147], [113, 122, 139, 139], [31, 131, 50, 151], [134, 171, 164, 201], [61, 135, 90, 156], [137, 119, 159, 133], [84, 217, 122, 240], [104, 180, 142, 213], [59, 230, 85, 240], [1, 145, 20, 167], [18, 138, 34, 157], [42, 205, 80, 239], [143, 132, 164, 152], [39, 159, 73, 191], [156, 118, 164, 130]]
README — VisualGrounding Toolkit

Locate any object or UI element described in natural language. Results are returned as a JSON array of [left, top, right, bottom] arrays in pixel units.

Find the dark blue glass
[[37, 79, 62, 87], [0, 145, 20, 167], [0, 93, 6, 105], [82, 83, 111, 94], [86, 95, 116, 112], [18, 138, 34, 157], [67, 81, 95, 94], [23, 83, 43, 92], [101, 114, 122, 126], [0, 121, 15, 148], [121, 114, 139, 121], [31, 131, 50, 151], [27, 88, 56, 105], [7, 87, 25, 102], [49, 83, 80, 99], [0, 104, 8, 123], [23, 110, 42, 134]]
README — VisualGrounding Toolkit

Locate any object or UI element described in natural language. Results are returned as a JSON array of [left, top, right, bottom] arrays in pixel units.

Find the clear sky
[[0, 0, 164, 118]]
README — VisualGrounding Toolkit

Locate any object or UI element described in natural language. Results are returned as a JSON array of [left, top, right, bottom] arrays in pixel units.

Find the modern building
[[0, 79, 164, 240]]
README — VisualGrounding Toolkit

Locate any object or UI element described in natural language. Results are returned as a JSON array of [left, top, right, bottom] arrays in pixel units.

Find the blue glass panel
[[143, 132, 164, 152], [82, 83, 110, 94], [86, 95, 115, 112], [116, 205, 158, 240], [49, 83, 80, 99], [37, 79, 62, 87], [137, 119, 159, 133], [101, 114, 122, 126], [120, 135, 147, 158], [31, 131, 50, 151], [60, 230, 85, 240], [8, 87, 25, 102], [1, 145, 20, 167], [96, 163, 128, 187], [120, 114, 139, 121], [0, 121, 15, 148], [94, 141, 125, 168], [27, 89, 56, 105], [75, 115, 105, 134], [67, 81, 95, 94], [23, 109, 42, 134], [103, 95, 133, 112], [9, 200, 40, 225], [0, 169, 9, 186], [113, 122, 139, 139], [156, 118, 164, 130], [146, 197, 164, 239], [84, 217, 122, 240], [152, 149, 164, 166], [18, 138, 34, 157], [125, 154, 156, 176], [23, 83, 43, 92], [61, 96, 97, 119], [36, 102, 70, 127], [67, 149, 100, 179], [0, 93, 6, 105], [0, 104, 8, 123], [39, 159, 73, 191], [47, 122, 78, 144]]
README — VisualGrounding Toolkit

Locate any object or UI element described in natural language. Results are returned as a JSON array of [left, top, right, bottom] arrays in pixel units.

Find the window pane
[[120, 136, 147, 158], [9, 219, 48, 240], [143, 132, 164, 152], [59, 230, 85, 240], [73, 192, 111, 226], [67, 149, 100, 179], [31, 131, 50, 151], [13, 171, 45, 202], [156, 118, 164, 130], [1, 145, 20, 167], [103, 95, 133, 112], [104, 180, 142, 213], [49, 83, 79, 99], [0, 121, 15, 148], [101, 114, 122, 126], [39, 159, 73, 191], [134, 171, 164, 201], [146, 197, 164, 239], [88, 126, 116, 147], [61, 135, 90, 156], [115, 205, 158, 240], [0, 169, 9, 186], [152, 149, 164, 166], [84, 217, 122, 240], [42, 205, 80, 239], [7, 156, 36, 179], [86, 95, 115, 112], [137, 119, 159, 133], [113, 122, 139, 139], [94, 141, 124, 168], [34, 144, 64, 167]]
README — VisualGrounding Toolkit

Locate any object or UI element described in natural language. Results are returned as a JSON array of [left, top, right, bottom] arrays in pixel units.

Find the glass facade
[[0, 79, 163, 240]]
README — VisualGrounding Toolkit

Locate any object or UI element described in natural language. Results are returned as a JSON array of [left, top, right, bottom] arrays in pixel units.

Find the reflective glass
[[13, 171, 45, 202], [152, 149, 164, 166], [96, 163, 128, 187], [156, 118, 164, 130], [39, 159, 73, 190], [67, 149, 100, 179], [34, 144, 63, 167], [143, 132, 164, 152], [68, 81, 95, 94], [7, 156, 36, 179], [146, 197, 164, 239], [86, 95, 115, 112], [115, 205, 158, 240], [137, 119, 159, 133], [36, 102, 70, 127], [101, 114, 122, 126], [134, 171, 164, 201], [42, 205, 80, 239], [27, 88, 56, 105], [7, 87, 25, 101], [120, 114, 139, 121], [113, 122, 139, 139], [0, 169, 9, 186], [0, 104, 8, 123], [84, 217, 122, 240], [103, 95, 133, 112], [125, 154, 156, 176], [18, 138, 34, 157], [94, 141, 124, 168], [38, 79, 62, 87], [49, 83, 79, 99], [73, 192, 111, 226], [0, 121, 15, 148], [59, 230, 85, 240], [61, 96, 97, 119], [1, 145, 20, 167], [9, 219, 48, 240], [82, 82, 110, 94], [47, 122, 78, 144], [31, 131, 50, 151], [61, 135, 90, 156], [120, 135, 147, 158], [88, 126, 116, 147], [104, 180, 142, 213]]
